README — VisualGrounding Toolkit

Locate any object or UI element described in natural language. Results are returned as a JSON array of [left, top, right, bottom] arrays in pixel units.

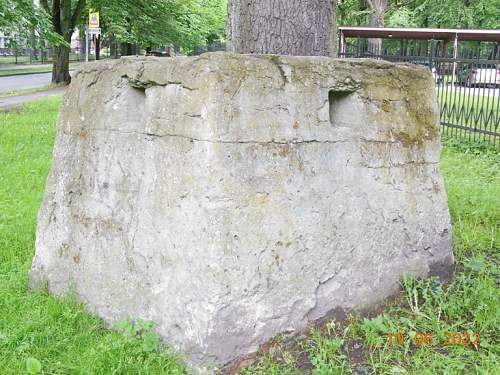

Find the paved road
[[0, 70, 76, 93], [0, 72, 54, 93]]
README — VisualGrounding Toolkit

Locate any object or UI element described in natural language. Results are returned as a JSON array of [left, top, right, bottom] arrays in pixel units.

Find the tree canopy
[[0, 0, 64, 48], [3, 0, 498, 54], [1, 0, 227, 53], [338, 0, 500, 29], [87, 0, 227, 52]]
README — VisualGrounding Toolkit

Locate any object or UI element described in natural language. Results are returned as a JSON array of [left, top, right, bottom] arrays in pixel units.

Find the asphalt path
[[0, 72, 54, 93], [0, 86, 67, 111]]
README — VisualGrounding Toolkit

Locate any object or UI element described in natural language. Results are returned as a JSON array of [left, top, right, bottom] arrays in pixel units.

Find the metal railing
[[340, 39, 500, 145], [0, 47, 85, 64]]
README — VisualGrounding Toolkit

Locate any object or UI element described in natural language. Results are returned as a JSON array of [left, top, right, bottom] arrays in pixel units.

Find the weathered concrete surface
[[30, 52, 453, 371]]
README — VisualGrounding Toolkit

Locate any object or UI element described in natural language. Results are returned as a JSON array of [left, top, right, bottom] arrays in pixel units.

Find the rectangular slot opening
[[329, 90, 354, 127]]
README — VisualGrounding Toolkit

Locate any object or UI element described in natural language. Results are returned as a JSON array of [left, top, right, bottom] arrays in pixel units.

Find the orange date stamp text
[[387, 331, 480, 347]]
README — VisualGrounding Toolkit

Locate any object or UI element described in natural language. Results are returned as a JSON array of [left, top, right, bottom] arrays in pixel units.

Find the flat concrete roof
[[339, 27, 500, 42]]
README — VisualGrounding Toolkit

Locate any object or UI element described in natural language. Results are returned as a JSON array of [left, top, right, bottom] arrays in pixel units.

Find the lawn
[[0, 85, 58, 100], [0, 64, 79, 77], [0, 97, 498, 374], [0, 68, 53, 77]]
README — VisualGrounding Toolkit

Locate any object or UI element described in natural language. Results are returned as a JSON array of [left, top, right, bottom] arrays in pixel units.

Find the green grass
[[0, 56, 36, 65], [0, 85, 60, 99], [0, 98, 498, 374], [0, 67, 53, 76], [0, 64, 79, 77]]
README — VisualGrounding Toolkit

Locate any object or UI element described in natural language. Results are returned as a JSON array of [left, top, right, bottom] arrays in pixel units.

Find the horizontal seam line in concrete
[[89, 128, 349, 145], [80, 128, 441, 166]]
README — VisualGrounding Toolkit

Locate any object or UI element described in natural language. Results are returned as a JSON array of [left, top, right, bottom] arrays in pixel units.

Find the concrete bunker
[[30, 53, 453, 372]]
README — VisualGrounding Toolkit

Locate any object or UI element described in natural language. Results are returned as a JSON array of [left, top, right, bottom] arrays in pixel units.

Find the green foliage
[[0, 0, 65, 48], [360, 315, 388, 347], [337, 0, 371, 27], [1, 0, 227, 56], [89, 0, 227, 52], [115, 320, 162, 353], [201, 0, 228, 45], [386, 7, 417, 27], [307, 328, 349, 374], [338, 0, 500, 29], [25, 357, 42, 374], [412, 0, 500, 29]]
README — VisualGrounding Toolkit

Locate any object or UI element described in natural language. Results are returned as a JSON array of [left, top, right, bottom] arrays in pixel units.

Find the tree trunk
[[40, 0, 86, 84], [227, 0, 337, 57], [52, 39, 71, 84], [51, 0, 72, 84], [109, 33, 117, 58], [95, 35, 101, 60], [121, 42, 134, 56], [367, 0, 387, 56]]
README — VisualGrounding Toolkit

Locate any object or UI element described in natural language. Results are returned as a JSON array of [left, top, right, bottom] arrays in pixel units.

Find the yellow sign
[[89, 11, 99, 28]]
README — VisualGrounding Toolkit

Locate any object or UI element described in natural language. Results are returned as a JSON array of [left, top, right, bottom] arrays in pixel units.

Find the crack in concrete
[[83, 128, 437, 168], [305, 270, 341, 320], [88, 128, 350, 145], [122, 72, 196, 91], [362, 160, 439, 168]]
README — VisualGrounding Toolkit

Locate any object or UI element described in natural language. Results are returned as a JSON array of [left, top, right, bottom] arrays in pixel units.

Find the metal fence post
[[85, 30, 89, 63], [429, 38, 435, 68], [452, 34, 459, 86]]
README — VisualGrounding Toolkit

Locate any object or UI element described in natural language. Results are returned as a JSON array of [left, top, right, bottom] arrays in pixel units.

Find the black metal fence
[[340, 39, 500, 145], [0, 40, 227, 65], [0, 47, 91, 64]]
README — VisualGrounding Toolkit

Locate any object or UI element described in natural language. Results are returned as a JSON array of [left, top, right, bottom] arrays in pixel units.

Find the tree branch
[[52, 0, 61, 34], [51, 0, 60, 17], [71, 0, 87, 30]]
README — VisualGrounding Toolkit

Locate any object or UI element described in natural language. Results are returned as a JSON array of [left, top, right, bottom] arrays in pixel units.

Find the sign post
[[86, 10, 100, 63], [89, 10, 100, 29]]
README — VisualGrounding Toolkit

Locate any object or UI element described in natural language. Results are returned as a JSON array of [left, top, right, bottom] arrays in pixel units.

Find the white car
[[469, 64, 499, 87]]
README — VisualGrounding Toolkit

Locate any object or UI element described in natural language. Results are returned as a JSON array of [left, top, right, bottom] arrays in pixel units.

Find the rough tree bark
[[40, 0, 86, 84], [366, 0, 387, 55], [227, 0, 337, 57]]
